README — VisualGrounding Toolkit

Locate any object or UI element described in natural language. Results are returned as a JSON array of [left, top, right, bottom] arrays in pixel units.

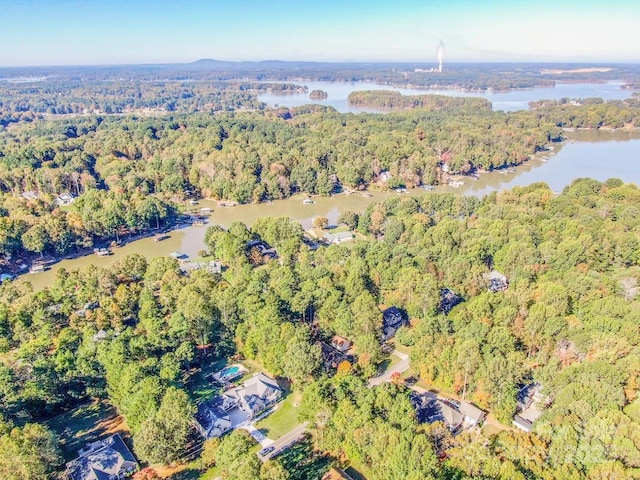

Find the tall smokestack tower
[[437, 41, 444, 73]]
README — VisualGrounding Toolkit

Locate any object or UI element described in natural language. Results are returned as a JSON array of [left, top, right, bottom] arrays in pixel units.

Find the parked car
[[259, 446, 275, 456]]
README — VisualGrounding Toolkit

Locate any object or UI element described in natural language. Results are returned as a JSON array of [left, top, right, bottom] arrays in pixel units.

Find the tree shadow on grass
[[166, 469, 202, 480]]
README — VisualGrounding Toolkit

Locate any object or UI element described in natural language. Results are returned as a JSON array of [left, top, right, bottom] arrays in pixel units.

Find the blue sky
[[2, 0, 640, 66]]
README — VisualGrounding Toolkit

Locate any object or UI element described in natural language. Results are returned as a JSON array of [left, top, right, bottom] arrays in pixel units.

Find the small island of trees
[[309, 89, 328, 100]]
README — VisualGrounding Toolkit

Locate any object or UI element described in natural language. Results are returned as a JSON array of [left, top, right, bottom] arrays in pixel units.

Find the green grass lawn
[[46, 400, 128, 462], [186, 358, 227, 402], [255, 390, 302, 440], [377, 352, 402, 373], [345, 460, 371, 480], [392, 342, 413, 356]]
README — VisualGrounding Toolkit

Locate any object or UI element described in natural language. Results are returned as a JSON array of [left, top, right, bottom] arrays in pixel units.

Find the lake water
[[21, 130, 640, 291], [257, 80, 632, 113]]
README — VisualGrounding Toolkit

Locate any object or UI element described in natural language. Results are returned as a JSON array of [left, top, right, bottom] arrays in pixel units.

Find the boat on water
[[154, 234, 169, 242], [29, 264, 45, 274], [94, 248, 112, 257], [540, 158, 548, 163], [303, 198, 315, 205]]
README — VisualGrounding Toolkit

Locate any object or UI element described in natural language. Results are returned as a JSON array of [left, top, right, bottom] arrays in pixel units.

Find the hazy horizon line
[[2, 58, 640, 70]]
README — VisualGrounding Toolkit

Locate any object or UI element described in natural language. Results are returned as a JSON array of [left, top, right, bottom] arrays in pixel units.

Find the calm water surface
[[21, 130, 640, 290], [257, 81, 632, 113]]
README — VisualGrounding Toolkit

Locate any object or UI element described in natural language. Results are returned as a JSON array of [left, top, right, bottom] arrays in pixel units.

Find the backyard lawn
[[46, 400, 129, 462], [186, 358, 227, 402]]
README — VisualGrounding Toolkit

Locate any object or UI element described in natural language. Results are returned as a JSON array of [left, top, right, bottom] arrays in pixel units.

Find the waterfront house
[[323, 231, 354, 244], [66, 434, 138, 480]]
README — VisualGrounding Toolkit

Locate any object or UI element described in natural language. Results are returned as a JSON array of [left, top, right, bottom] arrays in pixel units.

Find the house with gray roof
[[459, 401, 486, 426], [410, 392, 463, 432], [194, 399, 233, 439], [225, 372, 282, 418], [323, 231, 354, 245], [66, 434, 138, 480]]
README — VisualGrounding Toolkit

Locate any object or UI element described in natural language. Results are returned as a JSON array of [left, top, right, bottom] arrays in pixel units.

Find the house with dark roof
[[66, 434, 138, 480], [440, 288, 462, 314], [318, 341, 353, 371], [381, 306, 408, 342]]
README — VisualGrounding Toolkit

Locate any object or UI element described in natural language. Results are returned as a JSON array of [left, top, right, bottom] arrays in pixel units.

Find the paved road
[[368, 349, 410, 387], [257, 422, 308, 462]]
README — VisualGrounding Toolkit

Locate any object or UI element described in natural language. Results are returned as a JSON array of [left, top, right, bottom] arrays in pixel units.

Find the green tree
[[135, 387, 195, 464], [0, 423, 61, 480]]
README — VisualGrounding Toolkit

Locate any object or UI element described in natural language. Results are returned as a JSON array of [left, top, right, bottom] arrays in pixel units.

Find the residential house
[[459, 401, 486, 426], [247, 240, 278, 259], [513, 383, 546, 432], [54, 193, 75, 207], [323, 231, 354, 244], [513, 414, 534, 433], [21, 191, 40, 201], [483, 270, 509, 293], [318, 341, 353, 371], [181, 260, 223, 275], [331, 335, 351, 353], [381, 306, 408, 342], [440, 288, 462, 314], [322, 467, 355, 480], [379, 171, 392, 182], [411, 392, 463, 432], [224, 372, 282, 418], [194, 398, 233, 439], [195, 372, 282, 439], [66, 434, 138, 480]]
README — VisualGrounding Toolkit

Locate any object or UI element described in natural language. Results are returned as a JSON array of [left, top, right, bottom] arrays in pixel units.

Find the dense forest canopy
[[0, 179, 640, 479], [1, 63, 640, 478], [2, 92, 640, 261]]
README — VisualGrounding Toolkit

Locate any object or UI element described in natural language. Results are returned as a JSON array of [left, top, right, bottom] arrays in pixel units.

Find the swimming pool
[[216, 364, 246, 381]]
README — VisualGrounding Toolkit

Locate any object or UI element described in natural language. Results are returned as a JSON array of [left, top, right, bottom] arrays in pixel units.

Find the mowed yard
[[255, 389, 302, 440]]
